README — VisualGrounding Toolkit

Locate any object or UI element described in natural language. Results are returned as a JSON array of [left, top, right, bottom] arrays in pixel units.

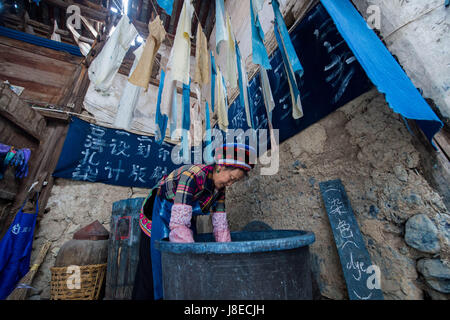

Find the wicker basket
[[50, 264, 107, 300]]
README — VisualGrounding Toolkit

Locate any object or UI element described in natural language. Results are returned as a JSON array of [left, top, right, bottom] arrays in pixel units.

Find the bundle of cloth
[[0, 143, 31, 179]]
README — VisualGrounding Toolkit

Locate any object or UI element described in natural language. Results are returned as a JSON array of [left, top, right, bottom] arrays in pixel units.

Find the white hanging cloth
[[88, 15, 138, 93], [168, 0, 194, 85], [51, 20, 61, 42], [113, 44, 145, 130]]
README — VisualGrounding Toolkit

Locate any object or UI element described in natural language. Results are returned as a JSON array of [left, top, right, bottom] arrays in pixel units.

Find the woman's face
[[213, 166, 245, 190]]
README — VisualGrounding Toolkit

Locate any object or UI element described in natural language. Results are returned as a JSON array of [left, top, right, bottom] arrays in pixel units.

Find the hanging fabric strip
[[235, 41, 252, 128], [216, 70, 229, 131], [224, 14, 238, 89], [260, 68, 275, 123], [181, 79, 191, 161], [215, 0, 227, 54], [204, 101, 214, 164], [251, 0, 265, 13], [190, 85, 203, 147], [88, 14, 138, 92], [169, 84, 178, 139], [272, 0, 303, 76], [193, 23, 210, 85], [250, 0, 271, 69], [260, 69, 278, 155], [274, 22, 304, 119], [168, 0, 194, 85], [210, 51, 217, 113], [114, 44, 144, 130], [156, 0, 175, 15], [128, 15, 166, 91], [155, 69, 168, 144]]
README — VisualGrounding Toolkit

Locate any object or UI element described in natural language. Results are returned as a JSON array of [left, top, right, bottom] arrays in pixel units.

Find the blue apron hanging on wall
[[0, 195, 39, 299]]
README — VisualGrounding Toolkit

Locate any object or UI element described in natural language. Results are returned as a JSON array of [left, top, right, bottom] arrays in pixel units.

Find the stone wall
[[225, 88, 450, 300]]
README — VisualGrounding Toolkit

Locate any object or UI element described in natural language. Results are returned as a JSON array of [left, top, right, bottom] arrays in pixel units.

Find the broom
[[7, 241, 52, 300]]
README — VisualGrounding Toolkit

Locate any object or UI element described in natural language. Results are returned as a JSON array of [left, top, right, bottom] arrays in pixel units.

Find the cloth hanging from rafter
[[155, 69, 168, 144], [274, 21, 304, 119], [156, 0, 175, 15], [210, 51, 217, 113], [204, 101, 213, 163], [181, 79, 191, 162], [128, 15, 166, 91], [216, 70, 228, 131], [223, 14, 238, 89], [168, 0, 194, 85], [272, 0, 303, 76], [250, 0, 271, 69], [193, 23, 210, 85], [236, 41, 252, 128], [88, 14, 137, 92], [215, 0, 227, 54], [190, 85, 204, 147], [114, 44, 144, 130]]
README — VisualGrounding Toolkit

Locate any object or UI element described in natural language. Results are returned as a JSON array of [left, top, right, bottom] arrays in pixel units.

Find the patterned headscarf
[[214, 143, 257, 171]]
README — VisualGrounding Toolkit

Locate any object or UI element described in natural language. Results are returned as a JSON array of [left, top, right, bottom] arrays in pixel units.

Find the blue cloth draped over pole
[[155, 69, 168, 145], [235, 40, 252, 128], [181, 79, 191, 162], [250, 0, 271, 70], [156, 0, 174, 15], [169, 86, 178, 139], [0, 196, 39, 299], [204, 101, 214, 164], [274, 21, 304, 119], [320, 0, 443, 146], [215, 0, 227, 54], [272, 0, 303, 77], [210, 51, 216, 113]]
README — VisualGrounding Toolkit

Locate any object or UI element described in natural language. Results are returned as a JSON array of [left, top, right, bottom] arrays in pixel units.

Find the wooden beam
[[43, 0, 109, 22]]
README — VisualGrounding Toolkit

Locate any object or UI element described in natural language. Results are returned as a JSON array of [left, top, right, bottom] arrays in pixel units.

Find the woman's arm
[[211, 193, 231, 242], [168, 170, 197, 243]]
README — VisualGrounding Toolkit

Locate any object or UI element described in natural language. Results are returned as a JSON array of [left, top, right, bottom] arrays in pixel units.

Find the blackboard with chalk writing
[[319, 179, 384, 300], [225, 3, 373, 149]]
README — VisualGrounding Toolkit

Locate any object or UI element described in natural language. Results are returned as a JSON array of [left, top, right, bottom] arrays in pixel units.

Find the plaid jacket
[[159, 164, 225, 213], [139, 164, 225, 237]]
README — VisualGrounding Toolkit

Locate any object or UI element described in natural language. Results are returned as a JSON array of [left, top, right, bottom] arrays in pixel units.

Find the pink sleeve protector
[[169, 204, 194, 243], [212, 212, 231, 242]]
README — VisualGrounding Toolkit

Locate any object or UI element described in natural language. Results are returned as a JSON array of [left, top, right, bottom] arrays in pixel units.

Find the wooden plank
[[0, 35, 83, 64], [105, 197, 144, 300], [319, 179, 384, 300], [0, 84, 46, 140]]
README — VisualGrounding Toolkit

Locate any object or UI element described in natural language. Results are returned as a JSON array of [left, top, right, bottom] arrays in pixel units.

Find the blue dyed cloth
[[320, 0, 443, 145], [155, 70, 168, 145], [273, 21, 302, 115], [150, 195, 204, 300], [204, 101, 214, 164], [210, 51, 217, 113], [272, 0, 303, 76], [215, 0, 227, 54], [0, 197, 38, 299], [250, 0, 271, 69], [169, 85, 178, 138], [156, 0, 174, 15], [235, 40, 250, 127], [181, 79, 191, 162]]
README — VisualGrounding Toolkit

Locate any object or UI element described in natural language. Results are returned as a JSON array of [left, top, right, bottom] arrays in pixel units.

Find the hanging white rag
[[88, 15, 138, 93], [113, 43, 145, 130]]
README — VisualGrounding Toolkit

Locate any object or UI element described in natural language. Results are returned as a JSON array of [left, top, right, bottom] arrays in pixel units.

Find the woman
[[132, 143, 256, 300]]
